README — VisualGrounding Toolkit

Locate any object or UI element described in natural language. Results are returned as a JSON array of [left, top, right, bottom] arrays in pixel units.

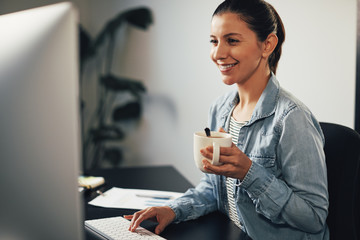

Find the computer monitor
[[0, 3, 84, 240]]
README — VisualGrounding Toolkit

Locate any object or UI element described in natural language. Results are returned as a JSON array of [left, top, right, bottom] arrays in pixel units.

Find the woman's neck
[[232, 70, 271, 122]]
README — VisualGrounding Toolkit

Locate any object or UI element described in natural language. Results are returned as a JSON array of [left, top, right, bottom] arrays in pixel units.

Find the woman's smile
[[218, 62, 239, 73]]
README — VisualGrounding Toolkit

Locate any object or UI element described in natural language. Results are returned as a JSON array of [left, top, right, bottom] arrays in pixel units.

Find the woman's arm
[[126, 173, 219, 234], [166, 173, 219, 222], [241, 108, 328, 233]]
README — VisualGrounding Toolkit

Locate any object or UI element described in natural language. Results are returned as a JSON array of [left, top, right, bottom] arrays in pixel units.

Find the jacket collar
[[249, 72, 279, 124], [222, 72, 280, 126]]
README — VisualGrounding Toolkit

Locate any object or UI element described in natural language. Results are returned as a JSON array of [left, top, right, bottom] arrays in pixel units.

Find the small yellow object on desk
[[78, 176, 105, 189]]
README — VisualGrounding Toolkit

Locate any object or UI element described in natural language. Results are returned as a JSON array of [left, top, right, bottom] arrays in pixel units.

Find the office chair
[[320, 122, 360, 240]]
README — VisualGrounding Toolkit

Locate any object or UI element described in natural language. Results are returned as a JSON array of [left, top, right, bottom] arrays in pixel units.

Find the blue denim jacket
[[167, 74, 329, 240]]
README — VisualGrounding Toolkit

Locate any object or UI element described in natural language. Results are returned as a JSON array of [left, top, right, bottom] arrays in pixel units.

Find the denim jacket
[[167, 74, 329, 240]]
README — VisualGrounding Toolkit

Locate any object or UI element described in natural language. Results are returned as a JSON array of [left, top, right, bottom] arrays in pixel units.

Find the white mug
[[193, 131, 232, 173]]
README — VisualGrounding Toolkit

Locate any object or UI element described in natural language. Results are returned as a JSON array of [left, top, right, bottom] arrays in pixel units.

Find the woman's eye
[[227, 38, 239, 44], [210, 39, 218, 44]]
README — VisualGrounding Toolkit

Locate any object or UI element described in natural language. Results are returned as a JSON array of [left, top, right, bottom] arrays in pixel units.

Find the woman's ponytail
[[267, 4, 285, 74]]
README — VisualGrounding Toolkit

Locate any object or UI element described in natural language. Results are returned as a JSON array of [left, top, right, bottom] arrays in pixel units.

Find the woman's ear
[[262, 33, 278, 58]]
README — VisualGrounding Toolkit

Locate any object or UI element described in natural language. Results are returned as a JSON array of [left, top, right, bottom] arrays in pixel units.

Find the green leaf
[[93, 7, 153, 50], [124, 7, 153, 30], [90, 125, 125, 142], [100, 74, 146, 96], [112, 101, 141, 121]]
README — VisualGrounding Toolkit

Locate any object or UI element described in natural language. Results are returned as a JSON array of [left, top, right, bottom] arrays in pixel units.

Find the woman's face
[[210, 12, 265, 86]]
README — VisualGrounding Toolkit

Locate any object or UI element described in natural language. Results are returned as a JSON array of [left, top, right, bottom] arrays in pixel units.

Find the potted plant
[[79, 7, 153, 170]]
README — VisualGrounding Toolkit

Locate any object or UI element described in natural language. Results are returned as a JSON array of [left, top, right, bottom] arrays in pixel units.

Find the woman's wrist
[[239, 157, 252, 180]]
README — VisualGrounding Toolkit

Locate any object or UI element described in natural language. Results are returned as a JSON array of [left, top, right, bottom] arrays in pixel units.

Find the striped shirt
[[226, 116, 247, 229]]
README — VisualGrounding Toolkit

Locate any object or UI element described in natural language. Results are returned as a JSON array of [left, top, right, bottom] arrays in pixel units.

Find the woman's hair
[[213, 0, 285, 74]]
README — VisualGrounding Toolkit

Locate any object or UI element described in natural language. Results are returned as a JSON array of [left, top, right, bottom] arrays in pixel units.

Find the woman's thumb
[[155, 224, 164, 235]]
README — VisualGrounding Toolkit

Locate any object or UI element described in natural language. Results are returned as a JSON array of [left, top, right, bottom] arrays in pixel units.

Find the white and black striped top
[[226, 116, 247, 229]]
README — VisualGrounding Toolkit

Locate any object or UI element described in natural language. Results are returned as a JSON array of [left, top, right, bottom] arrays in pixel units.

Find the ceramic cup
[[193, 131, 232, 173]]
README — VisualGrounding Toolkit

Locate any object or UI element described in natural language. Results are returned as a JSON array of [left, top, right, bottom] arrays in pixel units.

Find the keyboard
[[85, 216, 166, 240]]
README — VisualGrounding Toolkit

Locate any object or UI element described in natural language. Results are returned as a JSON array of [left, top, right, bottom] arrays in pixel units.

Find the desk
[[84, 166, 249, 240]]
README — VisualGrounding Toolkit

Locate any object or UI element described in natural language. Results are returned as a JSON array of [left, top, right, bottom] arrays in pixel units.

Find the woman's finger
[[200, 147, 212, 159], [129, 207, 175, 234], [132, 208, 157, 232], [123, 215, 133, 220], [202, 161, 217, 174], [200, 146, 238, 164], [129, 209, 147, 231], [219, 143, 238, 156], [203, 159, 229, 175]]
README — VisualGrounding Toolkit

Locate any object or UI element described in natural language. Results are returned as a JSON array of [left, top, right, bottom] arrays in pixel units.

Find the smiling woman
[[210, 12, 275, 88], [127, 1, 330, 239]]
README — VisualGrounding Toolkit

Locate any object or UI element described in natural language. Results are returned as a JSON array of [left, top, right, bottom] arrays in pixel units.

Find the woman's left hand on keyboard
[[124, 206, 176, 235]]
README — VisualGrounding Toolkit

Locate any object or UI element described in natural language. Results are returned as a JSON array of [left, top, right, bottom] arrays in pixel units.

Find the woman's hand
[[124, 206, 176, 235], [201, 128, 252, 180]]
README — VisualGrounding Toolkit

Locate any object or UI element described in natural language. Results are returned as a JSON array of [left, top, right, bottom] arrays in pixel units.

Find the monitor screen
[[0, 3, 84, 240]]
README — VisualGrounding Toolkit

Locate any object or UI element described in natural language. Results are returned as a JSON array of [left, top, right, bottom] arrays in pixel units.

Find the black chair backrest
[[320, 122, 360, 240]]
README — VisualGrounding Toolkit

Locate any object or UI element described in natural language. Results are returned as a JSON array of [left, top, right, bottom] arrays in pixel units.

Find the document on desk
[[88, 187, 184, 210]]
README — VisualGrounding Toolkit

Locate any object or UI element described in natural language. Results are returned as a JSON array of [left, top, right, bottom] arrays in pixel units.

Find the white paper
[[88, 187, 183, 210]]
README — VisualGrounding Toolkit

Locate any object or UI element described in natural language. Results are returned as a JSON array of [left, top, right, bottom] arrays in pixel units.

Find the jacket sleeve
[[240, 107, 329, 233], [166, 173, 218, 223]]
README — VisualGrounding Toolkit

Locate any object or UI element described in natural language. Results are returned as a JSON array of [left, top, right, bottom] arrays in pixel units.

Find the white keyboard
[[85, 216, 166, 240]]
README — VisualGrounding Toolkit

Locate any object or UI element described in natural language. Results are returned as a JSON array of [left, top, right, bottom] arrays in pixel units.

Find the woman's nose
[[212, 43, 228, 61]]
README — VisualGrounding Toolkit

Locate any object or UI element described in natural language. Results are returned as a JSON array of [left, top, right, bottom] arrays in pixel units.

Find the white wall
[[1, 0, 357, 185], [268, 0, 357, 129]]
